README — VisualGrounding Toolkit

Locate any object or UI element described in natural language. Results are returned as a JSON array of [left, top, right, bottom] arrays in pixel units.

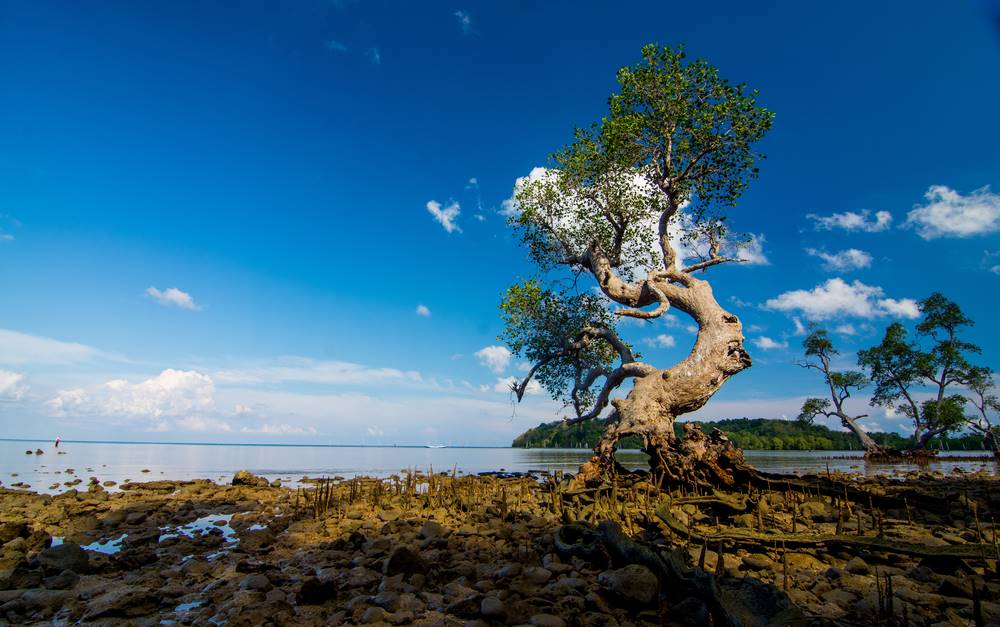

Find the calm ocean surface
[[2, 439, 996, 494]]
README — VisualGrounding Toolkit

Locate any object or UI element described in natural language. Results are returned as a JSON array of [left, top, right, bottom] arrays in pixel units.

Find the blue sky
[[2, 1, 999, 444]]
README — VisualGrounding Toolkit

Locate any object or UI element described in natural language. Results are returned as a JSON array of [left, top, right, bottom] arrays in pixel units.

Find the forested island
[[511, 417, 991, 451]]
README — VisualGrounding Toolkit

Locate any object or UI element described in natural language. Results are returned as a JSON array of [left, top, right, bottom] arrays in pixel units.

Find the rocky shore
[[1, 468, 998, 625]]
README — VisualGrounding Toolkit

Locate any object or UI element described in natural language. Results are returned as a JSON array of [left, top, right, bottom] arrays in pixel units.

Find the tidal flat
[[1, 468, 999, 626]]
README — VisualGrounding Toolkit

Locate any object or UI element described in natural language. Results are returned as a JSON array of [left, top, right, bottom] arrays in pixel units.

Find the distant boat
[[425, 444, 447, 449]]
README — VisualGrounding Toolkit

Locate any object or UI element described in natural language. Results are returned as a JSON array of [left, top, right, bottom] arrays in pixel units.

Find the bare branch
[[510, 356, 555, 402], [682, 256, 743, 274], [564, 362, 658, 424]]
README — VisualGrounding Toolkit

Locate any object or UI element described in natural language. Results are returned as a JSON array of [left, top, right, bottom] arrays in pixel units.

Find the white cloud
[[426, 200, 462, 233], [146, 286, 201, 311], [808, 209, 892, 232], [739, 234, 770, 265], [415, 304, 431, 317], [466, 177, 478, 189], [0, 329, 97, 366], [240, 423, 315, 435], [834, 324, 856, 335], [992, 265, 1000, 276], [805, 248, 873, 271], [0, 233, 12, 242], [475, 346, 511, 374], [494, 376, 541, 395], [0, 370, 27, 401], [792, 316, 807, 336], [367, 47, 381, 64], [765, 278, 920, 321], [214, 358, 424, 387], [877, 298, 921, 319], [366, 425, 384, 437], [175, 416, 232, 433], [904, 185, 1000, 239], [643, 334, 676, 348], [46, 369, 215, 423], [325, 39, 347, 52], [752, 336, 788, 350], [453, 10, 473, 34]]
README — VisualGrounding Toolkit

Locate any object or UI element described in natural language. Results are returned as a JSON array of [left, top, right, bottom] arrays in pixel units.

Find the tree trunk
[[576, 276, 752, 486], [838, 414, 898, 461]]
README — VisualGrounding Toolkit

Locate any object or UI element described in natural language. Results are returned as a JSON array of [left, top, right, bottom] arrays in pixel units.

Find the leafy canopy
[[509, 43, 773, 278]]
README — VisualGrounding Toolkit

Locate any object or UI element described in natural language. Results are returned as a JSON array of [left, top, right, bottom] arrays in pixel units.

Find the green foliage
[[499, 280, 619, 408], [858, 293, 984, 446], [507, 43, 774, 278], [511, 417, 997, 451], [857, 323, 921, 420], [797, 398, 830, 425]]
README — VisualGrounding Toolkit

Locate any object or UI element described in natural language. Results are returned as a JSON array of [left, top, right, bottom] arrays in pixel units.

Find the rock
[[446, 593, 484, 618], [821, 589, 857, 607], [35, 543, 88, 574], [83, 586, 158, 619], [0, 522, 28, 544], [35, 449, 44, 455], [480, 595, 506, 620], [419, 520, 446, 540], [598, 564, 659, 605], [361, 606, 388, 623], [297, 577, 338, 604], [373, 590, 401, 612], [25, 450, 32, 455], [740, 555, 774, 571], [347, 566, 381, 588], [231, 470, 270, 487], [239, 573, 272, 591], [845, 556, 871, 575], [43, 569, 79, 590], [530, 614, 566, 627], [521, 566, 552, 585], [671, 597, 711, 626], [383, 546, 428, 576]]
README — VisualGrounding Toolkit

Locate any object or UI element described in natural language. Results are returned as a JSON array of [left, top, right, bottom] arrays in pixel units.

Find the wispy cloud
[[643, 334, 676, 349], [808, 209, 892, 232], [325, 39, 348, 52], [214, 357, 424, 387], [805, 247, 873, 271], [415, 304, 431, 317], [0, 329, 97, 366], [426, 200, 462, 233], [453, 10, 473, 34], [366, 47, 381, 65], [146, 286, 201, 311]]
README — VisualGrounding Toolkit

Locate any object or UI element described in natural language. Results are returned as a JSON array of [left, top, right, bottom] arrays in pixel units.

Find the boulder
[[231, 470, 270, 488], [35, 543, 88, 574], [383, 546, 428, 576], [598, 564, 659, 605]]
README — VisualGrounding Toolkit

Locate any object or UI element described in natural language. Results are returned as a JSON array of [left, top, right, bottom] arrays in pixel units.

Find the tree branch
[[564, 362, 658, 424]]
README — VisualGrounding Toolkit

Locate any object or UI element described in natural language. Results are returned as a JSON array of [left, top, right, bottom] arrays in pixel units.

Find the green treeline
[[511, 417, 992, 451]]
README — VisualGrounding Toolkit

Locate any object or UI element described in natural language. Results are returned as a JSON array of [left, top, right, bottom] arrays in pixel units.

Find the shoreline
[[1, 469, 999, 625]]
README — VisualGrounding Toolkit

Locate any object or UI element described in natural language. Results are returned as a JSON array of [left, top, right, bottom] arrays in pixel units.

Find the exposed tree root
[[554, 520, 808, 627]]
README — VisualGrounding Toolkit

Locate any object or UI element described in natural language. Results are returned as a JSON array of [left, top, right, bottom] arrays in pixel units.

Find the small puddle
[[83, 533, 128, 555], [175, 600, 203, 613], [160, 513, 237, 544], [50, 536, 64, 547]]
